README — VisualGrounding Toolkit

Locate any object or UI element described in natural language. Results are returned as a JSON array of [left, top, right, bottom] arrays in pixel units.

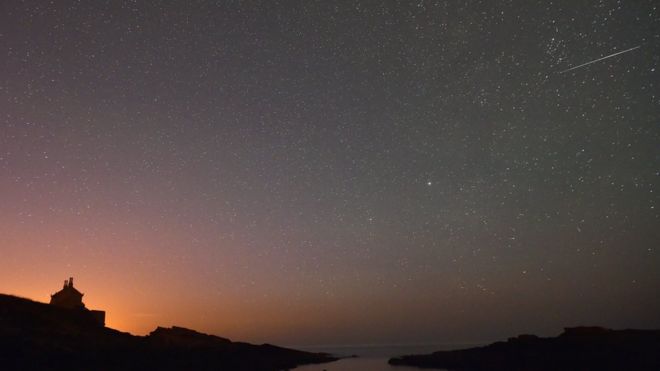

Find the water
[[293, 344, 476, 371], [293, 357, 432, 371]]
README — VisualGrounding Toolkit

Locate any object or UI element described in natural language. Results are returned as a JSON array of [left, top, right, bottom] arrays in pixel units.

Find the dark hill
[[0, 293, 336, 370], [389, 326, 660, 370]]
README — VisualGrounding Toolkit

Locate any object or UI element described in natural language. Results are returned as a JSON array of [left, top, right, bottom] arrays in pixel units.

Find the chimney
[[69, 277, 74, 287], [63, 279, 68, 288]]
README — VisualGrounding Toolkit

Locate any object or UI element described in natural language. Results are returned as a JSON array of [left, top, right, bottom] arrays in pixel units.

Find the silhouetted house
[[50, 277, 85, 309], [50, 277, 105, 326]]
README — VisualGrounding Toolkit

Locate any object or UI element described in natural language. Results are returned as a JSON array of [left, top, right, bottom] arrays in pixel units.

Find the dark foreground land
[[389, 326, 660, 370], [0, 294, 337, 370]]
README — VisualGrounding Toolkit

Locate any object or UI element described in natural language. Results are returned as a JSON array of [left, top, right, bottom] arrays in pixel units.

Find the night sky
[[1, 1, 659, 346]]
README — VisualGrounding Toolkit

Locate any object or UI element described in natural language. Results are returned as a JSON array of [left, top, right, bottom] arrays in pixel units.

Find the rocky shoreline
[[389, 326, 660, 370]]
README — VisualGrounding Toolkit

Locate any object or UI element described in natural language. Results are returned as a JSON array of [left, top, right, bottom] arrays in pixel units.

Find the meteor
[[558, 45, 641, 74]]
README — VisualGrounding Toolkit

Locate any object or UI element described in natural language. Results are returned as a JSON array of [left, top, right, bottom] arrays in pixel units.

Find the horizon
[[1, 0, 658, 349], [3, 287, 651, 348]]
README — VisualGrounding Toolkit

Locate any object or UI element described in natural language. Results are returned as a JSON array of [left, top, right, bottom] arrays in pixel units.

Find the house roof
[[52, 277, 84, 298], [52, 285, 83, 297]]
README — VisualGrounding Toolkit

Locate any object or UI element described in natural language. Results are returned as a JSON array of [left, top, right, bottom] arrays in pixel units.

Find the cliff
[[389, 326, 660, 370], [0, 293, 336, 370]]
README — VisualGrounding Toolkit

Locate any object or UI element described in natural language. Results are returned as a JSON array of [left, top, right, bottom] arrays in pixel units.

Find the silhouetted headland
[[0, 281, 337, 370], [389, 327, 660, 370]]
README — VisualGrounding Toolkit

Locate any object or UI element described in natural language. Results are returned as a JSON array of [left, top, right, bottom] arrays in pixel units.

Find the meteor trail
[[558, 45, 641, 74]]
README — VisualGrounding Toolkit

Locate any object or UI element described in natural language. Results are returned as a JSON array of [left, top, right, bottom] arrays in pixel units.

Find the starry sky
[[1, 0, 659, 346]]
